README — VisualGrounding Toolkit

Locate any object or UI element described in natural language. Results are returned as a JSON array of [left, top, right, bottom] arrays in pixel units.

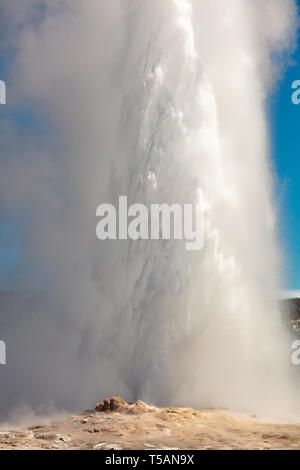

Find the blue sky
[[0, 9, 300, 293], [270, 28, 300, 291]]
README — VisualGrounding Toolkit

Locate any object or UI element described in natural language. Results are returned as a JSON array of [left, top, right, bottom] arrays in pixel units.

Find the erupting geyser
[[0, 0, 298, 417]]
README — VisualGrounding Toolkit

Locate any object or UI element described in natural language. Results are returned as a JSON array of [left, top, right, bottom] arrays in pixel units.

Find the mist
[[0, 0, 298, 418]]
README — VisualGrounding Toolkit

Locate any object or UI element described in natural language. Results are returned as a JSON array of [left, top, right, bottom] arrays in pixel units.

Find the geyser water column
[[101, 0, 297, 413], [1, 0, 297, 416]]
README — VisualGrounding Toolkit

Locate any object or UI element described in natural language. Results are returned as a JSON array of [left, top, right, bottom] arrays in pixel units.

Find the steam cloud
[[0, 0, 298, 417]]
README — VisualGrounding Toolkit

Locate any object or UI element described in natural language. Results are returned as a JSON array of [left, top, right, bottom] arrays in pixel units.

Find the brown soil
[[0, 396, 300, 450]]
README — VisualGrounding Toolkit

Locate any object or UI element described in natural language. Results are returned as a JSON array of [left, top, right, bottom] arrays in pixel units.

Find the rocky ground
[[0, 396, 300, 450]]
